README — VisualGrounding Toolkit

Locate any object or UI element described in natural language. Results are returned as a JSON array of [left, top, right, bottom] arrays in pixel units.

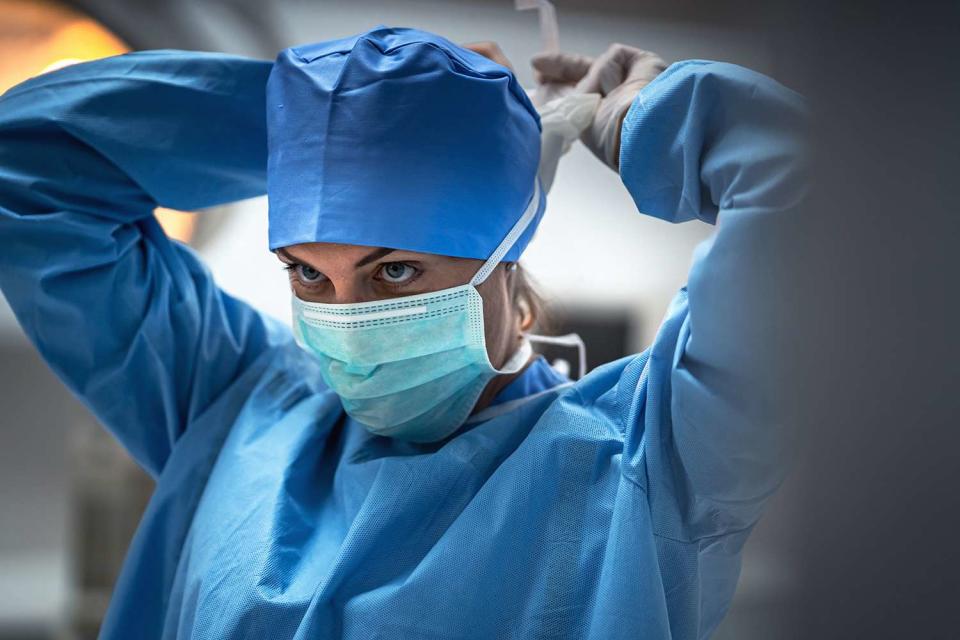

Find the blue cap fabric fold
[[266, 26, 544, 262]]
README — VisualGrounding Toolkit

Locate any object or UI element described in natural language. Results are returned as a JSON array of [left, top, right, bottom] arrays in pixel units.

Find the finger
[[463, 41, 514, 71], [530, 51, 593, 84], [576, 44, 661, 96], [622, 49, 668, 84], [574, 44, 630, 96]]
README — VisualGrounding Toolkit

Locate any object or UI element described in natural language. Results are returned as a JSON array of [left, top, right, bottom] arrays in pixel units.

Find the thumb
[[530, 51, 593, 85]]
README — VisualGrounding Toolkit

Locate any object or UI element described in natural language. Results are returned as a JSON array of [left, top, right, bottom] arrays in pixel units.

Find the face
[[277, 242, 524, 369]]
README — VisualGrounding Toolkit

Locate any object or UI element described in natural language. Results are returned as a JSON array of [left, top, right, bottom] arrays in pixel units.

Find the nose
[[326, 278, 376, 305]]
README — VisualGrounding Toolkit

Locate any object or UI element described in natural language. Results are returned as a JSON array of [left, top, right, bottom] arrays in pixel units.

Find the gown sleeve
[[0, 50, 283, 477], [618, 60, 808, 538]]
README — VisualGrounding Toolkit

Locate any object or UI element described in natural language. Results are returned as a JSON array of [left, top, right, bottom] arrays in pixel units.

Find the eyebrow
[[354, 247, 396, 267], [275, 246, 396, 269], [275, 247, 298, 263]]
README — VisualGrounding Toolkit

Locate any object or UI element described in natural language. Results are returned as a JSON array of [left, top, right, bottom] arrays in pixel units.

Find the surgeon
[[0, 26, 805, 639]]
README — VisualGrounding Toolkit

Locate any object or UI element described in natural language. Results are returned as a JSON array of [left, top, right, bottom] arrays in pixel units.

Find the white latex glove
[[534, 92, 600, 192], [532, 44, 666, 171]]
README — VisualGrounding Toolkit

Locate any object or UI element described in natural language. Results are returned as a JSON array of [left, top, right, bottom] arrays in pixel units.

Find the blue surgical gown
[[0, 51, 806, 639]]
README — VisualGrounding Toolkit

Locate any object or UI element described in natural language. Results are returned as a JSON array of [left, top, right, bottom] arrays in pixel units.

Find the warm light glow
[[0, 0, 129, 93], [1, 0, 200, 244], [154, 208, 200, 244], [41, 57, 87, 73]]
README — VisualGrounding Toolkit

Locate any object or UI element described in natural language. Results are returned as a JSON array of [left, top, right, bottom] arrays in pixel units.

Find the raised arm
[[0, 50, 285, 476], [535, 48, 807, 536], [620, 60, 807, 536]]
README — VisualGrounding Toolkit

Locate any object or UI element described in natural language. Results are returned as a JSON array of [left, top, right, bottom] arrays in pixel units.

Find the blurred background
[[5, 0, 955, 639]]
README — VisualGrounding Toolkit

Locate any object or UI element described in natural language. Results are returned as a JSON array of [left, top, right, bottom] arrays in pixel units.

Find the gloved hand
[[464, 41, 515, 71], [532, 44, 666, 171]]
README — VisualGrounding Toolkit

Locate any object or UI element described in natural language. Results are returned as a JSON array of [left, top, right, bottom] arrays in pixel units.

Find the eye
[[378, 262, 418, 284], [295, 263, 326, 284]]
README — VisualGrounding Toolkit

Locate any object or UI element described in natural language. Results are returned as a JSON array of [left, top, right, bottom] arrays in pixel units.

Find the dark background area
[[781, 2, 960, 637]]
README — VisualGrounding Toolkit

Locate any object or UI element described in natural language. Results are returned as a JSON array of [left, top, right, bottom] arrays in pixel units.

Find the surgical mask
[[291, 181, 544, 443]]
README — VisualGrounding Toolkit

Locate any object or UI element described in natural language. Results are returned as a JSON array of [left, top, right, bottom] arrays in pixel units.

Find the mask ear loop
[[464, 179, 589, 382], [469, 179, 542, 288], [526, 333, 587, 380], [467, 179, 561, 378]]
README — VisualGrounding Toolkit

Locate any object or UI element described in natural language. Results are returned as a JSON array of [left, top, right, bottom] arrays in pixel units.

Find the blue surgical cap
[[266, 26, 545, 262]]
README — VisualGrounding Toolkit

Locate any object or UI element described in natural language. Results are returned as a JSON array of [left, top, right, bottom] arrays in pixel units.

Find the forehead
[[277, 242, 481, 269], [280, 242, 392, 261]]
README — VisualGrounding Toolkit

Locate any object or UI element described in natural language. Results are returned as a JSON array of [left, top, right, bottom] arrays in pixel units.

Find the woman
[[0, 26, 805, 639]]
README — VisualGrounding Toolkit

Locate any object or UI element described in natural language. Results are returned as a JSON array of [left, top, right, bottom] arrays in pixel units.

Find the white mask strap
[[496, 337, 534, 375], [469, 179, 542, 287], [527, 332, 587, 380]]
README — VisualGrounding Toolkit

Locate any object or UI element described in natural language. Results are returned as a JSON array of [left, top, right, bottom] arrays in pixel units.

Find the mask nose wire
[[468, 178, 542, 288]]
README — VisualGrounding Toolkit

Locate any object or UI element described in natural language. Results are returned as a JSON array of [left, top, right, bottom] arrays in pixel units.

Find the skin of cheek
[[475, 268, 522, 368]]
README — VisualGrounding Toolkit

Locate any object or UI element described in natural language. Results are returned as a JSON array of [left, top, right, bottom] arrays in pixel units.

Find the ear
[[505, 264, 535, 333], [519, 305, 535, 333]]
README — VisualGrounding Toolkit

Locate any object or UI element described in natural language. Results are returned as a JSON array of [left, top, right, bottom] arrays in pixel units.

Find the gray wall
[[0, 332, 76, 635]]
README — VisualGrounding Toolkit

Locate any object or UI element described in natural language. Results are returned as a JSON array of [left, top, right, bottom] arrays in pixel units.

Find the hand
[[463, 41, 515, 72], [532, 44, 666, 171]]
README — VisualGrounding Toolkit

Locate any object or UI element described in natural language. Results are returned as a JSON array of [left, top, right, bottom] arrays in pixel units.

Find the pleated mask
[[292, 181, 542, 442]]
